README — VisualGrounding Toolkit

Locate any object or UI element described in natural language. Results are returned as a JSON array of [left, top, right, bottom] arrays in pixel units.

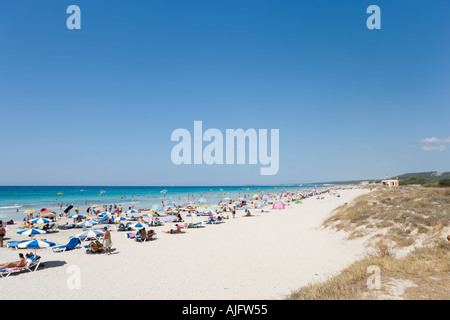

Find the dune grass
[[323, 185, 450, 249], [287, 185, 450, 300], [286, 240, 450, 300]]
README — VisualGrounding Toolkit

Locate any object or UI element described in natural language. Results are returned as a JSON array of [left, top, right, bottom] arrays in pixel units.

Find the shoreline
[[0, 187, 369, 300]]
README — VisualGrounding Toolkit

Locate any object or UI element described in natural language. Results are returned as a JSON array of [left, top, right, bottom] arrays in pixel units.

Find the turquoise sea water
[[0, 185, 324, 222]]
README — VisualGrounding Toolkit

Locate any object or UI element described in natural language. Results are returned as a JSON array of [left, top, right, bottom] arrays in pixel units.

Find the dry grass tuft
[[323, 185, 450, 248], [286, 240, 450, 300], [286, 186, 450, 300]]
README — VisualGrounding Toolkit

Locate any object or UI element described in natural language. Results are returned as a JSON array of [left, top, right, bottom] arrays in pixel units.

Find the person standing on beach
[[102, 227, 112, 255], [0, 226, 5, 248]]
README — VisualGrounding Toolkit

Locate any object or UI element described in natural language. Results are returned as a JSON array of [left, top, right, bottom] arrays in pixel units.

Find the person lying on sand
[[167, 224, 182, 234], [0, 253, 26, 269], [142, 229, 155, 240], [86, 240, 103, 253]]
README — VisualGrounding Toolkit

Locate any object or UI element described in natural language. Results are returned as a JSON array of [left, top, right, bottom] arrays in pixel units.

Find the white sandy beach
[[0, 188, 370, 300]]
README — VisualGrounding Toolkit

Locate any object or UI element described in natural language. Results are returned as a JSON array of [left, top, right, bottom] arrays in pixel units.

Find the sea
[[0, 185, 326, 222]]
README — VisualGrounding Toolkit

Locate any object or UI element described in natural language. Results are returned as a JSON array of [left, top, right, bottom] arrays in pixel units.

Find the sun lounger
[[0, 255, 41, 278], [58, 223, 75, 230], [204, 219, 224, 224], [46, 223, 57, 233], [6, 240, 27, 249], [52, 237, 82, 253], [117, 223, 132, 232], [187, 222, 202, 228]]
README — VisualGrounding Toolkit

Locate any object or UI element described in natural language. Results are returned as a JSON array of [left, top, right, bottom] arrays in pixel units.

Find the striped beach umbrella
[[130, 222, 149, 229], [29, 217, 52, 224], [75, 229, 103, 241], [77, 220, 97, 228], [17, 239, 55, 249], [113, 216, 127, 223], [125, 209, 139, 214], [17, 228, 47, 236], [68, 214, 84, 219]]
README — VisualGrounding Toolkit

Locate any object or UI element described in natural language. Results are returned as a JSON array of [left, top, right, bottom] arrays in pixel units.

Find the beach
[[0, 187, 369, 300]]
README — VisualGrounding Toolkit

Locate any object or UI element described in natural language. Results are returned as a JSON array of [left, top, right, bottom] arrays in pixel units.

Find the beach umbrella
[[224, 197, 232, 201], [17, 228, 47, 236], [17, 239, 55, 251], [95, 215, 109, 223], [159, 215, 179, 223], [77, 220, 97, 228], [113, 216, 127, 223], [198, 198, 207, 203], [64, 205, 74, 214], [163, 200, 177, 207], [68, 214, 84, 219], [125, 210, 139, 214], [24, 209, 36, 214], [253, 194, 259, 199], [129, 222, 150, 229], [151, 204, 164, 212], [29, 217, 52, 224], [75, 229, 103, 241]]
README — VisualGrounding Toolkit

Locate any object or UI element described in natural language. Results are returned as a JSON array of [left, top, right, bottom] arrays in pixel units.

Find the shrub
[[438, 179, 450, 187]]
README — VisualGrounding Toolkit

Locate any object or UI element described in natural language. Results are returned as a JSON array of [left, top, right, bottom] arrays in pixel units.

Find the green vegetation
[[395, 172, 450, 188]]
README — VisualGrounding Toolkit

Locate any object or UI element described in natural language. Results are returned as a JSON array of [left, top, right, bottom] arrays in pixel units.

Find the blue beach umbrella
[[17, 239, 55, 249], [17, 228, 47, 236], [77, 220, 97, 228], [130, 222, 150, 229], [75, 229, 104, 241], [95, 215, 109, 223], [68, 214, 84, 219], [29, 217, 52, 224], [113, 216, 127, 223]]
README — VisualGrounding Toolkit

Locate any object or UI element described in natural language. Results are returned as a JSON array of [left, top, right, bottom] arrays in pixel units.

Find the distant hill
[[391, 171, 450, 182], [389, 171, 450, 187], [307, 171, 450, 186]]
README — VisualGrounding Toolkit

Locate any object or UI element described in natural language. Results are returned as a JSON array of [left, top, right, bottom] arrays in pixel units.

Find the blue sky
[[0, 0, 449, 185]]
